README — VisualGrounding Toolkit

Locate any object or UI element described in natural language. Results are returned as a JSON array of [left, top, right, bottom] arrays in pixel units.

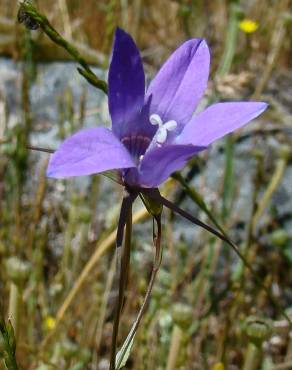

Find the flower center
[[150, 114, 177, 146], [121, 135, 151, 163]]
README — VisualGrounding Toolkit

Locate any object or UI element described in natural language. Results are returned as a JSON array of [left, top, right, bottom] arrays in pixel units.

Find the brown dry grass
[[0, 0, 290, 70]]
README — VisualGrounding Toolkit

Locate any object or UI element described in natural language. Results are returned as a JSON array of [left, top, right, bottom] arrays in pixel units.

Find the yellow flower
[[212, 363, 225, 370], [44, 316, 56, 331], [239, 19, 259, 33]]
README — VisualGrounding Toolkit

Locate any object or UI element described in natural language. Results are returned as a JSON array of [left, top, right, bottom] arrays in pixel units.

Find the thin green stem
[[115, 215, 162, 369], [217, 2, 242, 222], [217, 2, 242, 76], [110, 206, 132, 370], [242, 342, 262, 370], [166, 325, 183, 370], [19, 1, 107, 93], [8, 284, 20, 339], [252, 156, 287, 231]]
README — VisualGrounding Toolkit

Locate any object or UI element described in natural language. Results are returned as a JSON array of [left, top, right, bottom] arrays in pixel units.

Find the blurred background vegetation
[[0, 0, 291, 369]]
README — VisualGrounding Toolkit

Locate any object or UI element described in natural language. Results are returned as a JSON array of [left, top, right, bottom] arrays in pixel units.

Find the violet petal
[[47, 127, 136, 178], [146, 39, 210, 129], [138, 144, 205, 187], [177, 102, 268, 147], [108, 28, 147, 139]]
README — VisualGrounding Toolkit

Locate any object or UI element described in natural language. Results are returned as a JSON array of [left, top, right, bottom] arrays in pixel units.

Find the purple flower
[[47, 28, 267, 188]]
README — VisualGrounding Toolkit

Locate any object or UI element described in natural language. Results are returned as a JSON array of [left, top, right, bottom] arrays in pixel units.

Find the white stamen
[[156, 127, 168, 144], [164, 120, 177, 131], [150, 114, 163, 126], [150, 114, 178, 145]]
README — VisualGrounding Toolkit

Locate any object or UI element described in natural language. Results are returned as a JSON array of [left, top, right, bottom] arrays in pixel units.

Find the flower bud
[[244, 316, 272, 346], [171, 303, 193, 329], [5, 257, 31, 285], [278, 145, 291, 161], [270, 229, 289, 247], [78, 208, 91, 223]]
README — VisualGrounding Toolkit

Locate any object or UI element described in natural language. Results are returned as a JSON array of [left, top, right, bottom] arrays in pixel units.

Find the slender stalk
[[243, 317, 272, 370], [57, 0, 72, 40], [217, 2, 242, 224], [18, 1, 107, 93], [26, 146, 53, 153], [221, 135, 234, 222], [217, 2, 242, 76], [242, 342, 262, 370], [252, 154, 287, 231], [61, 194, 79, 288], [8, 284, 20, 339], [93, 254, 117, 360], [252, 0, 289, 99], [110, 204, 133, 370], [166, 325, 183, 370], [115, 215, 162, 369], [120, 0, 129, 30], [131, 0, 142, 38]]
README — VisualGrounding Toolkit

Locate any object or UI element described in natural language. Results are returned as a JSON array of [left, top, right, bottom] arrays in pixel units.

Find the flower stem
[[115, 215, 162, 369], [242, 317, 272, 370], [217, 2, 242, 76], [252, 151, 288, 231], [217, 2, 242, 224], [18, 1, 107, 93], [166, 325, 183, 370], [110, 199, 133, 370], [242, 342, 261, 370], [8, 284, 20, 339]]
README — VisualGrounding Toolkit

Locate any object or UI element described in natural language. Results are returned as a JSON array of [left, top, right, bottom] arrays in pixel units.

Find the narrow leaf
[[115, 334, 136, 369]]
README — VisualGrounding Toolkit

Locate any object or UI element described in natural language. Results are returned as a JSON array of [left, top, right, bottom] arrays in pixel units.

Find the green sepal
[[140, 192, 163, 217]]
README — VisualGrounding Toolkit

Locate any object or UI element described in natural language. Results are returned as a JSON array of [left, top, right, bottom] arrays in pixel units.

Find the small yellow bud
[[239, 19, 259, 33], [44, 316, 56, 331], [212, 362, 225, 370]]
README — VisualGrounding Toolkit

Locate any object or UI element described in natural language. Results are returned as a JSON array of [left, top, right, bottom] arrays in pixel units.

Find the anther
[[149, 114, 178, 145], [150, 114, 163, 127]]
